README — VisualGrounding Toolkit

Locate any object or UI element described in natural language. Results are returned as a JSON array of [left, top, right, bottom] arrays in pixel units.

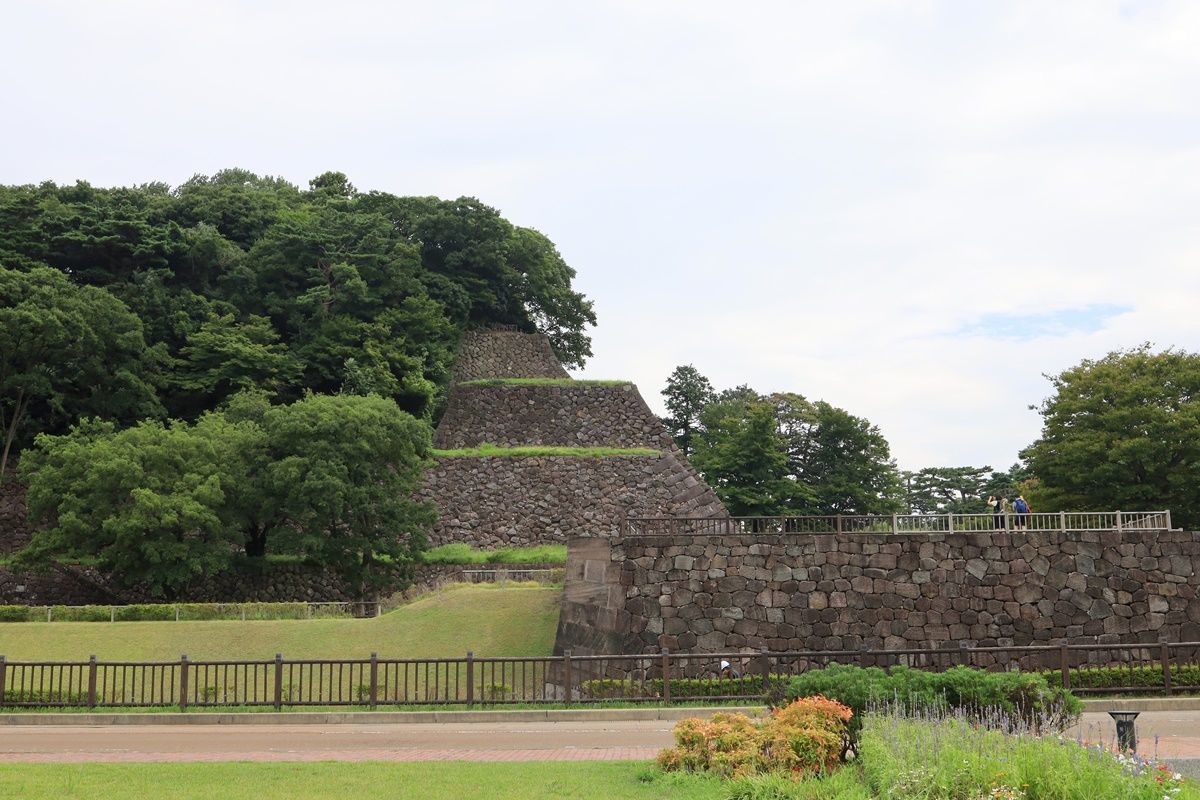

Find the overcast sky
[[3, 1, 1198, 470]]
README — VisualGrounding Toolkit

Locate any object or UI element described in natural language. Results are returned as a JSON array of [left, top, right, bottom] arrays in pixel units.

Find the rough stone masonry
[[554, 529, 1200, 658]]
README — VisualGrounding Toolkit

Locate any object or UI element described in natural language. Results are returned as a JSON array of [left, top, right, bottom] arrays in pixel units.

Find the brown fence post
[[0, 655, 6, 706], [891, 514, 898, 535], [563, 650, 573, 705], [369, 652, 379, 709], [465, 651, 475, 707], [760, 647, 771, 699], [87, 655, 98, 708], [661, 647, 671, 704], [958, 640, 971, 667], [835, 514, 843, 533], [274, 654, 284, 710], [1161, 640, 1173, 696], [1059, 644, 1071, 691], [179, 655, 189, 710]]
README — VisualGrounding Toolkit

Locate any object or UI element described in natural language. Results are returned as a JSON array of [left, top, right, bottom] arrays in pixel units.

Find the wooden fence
[[2, 641, 1197, 709], [624, 511, 1173, 537]]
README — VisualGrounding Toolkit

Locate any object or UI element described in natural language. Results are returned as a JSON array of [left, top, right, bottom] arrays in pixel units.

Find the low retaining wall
[[554, 529, 1200, 656]]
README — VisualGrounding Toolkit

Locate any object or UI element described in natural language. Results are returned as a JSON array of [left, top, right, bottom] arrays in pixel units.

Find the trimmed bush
[[657, 696, 852, 780], [0, 605, 36, 622], [1039, 664, 1200, 691], [783, 664, 1080, 741], [582, 675, 785, 700]]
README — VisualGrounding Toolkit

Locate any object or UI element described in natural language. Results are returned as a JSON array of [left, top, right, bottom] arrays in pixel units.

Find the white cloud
[[2, 1, 1198, 470]]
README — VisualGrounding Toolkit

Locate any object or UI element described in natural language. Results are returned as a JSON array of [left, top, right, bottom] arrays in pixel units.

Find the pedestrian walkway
[[0, 720, 670, 763], [1, 712, 1197, 764]]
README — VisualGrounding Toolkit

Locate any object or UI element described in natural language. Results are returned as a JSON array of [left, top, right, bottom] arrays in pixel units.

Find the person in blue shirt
[[1013, 495, 1031, 530]]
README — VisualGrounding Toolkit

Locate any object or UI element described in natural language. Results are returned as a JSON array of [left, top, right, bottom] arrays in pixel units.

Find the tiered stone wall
[[433, 383, 677, 451], [451, 330, 569, 382], [554, 529, 1200, 656], [416, 454, 726, 548]]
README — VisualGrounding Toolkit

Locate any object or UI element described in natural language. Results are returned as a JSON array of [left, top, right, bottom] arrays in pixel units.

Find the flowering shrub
[[656, 695, 852, 780]]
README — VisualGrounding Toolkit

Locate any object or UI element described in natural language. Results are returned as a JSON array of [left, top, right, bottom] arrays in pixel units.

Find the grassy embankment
[[0, 584, 561, 661]]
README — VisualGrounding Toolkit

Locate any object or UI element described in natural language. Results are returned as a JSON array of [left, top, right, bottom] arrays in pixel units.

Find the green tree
[[795, 401, 902, 514], [18, 393, 435, 595], [174, 314, 299, 412], [661, 365, 716, 456], [902, 466, 993, 514], [1022, 345, 1200, 527], [17, 418, 245, 597], [259, 393, 435, 591], [0, 266, 161, 482], [693, 401, 809, 515]]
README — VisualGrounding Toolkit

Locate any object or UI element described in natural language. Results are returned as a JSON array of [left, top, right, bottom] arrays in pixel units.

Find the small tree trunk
[[0, 390, 27, 485], [244, 525, 268, 558]]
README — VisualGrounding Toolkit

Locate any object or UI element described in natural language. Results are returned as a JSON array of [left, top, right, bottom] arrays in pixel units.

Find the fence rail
[[3, 641, 1197, 709], [623, 511, 1173, 537]]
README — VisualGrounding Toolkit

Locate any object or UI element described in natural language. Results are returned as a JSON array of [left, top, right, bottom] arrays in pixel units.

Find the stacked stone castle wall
[[416, 453, 725, 548], [450, 330, 569, 382], [554, 529, 1200, 657], [433, 383, 677, 451]]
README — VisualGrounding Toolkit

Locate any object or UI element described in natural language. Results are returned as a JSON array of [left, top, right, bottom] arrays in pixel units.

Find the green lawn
[[0, 585, 562, 661], [0, 762, 727, 800]]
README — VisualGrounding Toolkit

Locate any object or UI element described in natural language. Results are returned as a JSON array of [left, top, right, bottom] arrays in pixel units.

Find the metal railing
[[3, 641, 1197, 709], [624, 511, 1173, 537]]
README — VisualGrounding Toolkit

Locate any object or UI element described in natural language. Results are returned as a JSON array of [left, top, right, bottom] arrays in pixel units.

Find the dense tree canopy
[[675, 368, 904, 516], [0, 266, 160, 482], [18, 393, 433, 597], [0, 170, 596, 472], [1022, 345, 1200, 528]]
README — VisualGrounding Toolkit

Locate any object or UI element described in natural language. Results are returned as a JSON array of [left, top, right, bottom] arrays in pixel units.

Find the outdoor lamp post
[[1108, 711, 1140, 752]]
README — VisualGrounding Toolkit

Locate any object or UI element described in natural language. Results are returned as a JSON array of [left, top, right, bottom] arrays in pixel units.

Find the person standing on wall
[[1013, 495, 1031, 530], [988, 495, 1006, 530]]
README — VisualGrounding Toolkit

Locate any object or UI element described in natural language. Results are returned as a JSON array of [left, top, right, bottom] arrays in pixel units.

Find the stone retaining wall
[[433, 383, 676, 451], [451, 331, 569, 383], [416, 454, 726, 548], [554, 529, 1200, 656], [0, 476, 30, 555]]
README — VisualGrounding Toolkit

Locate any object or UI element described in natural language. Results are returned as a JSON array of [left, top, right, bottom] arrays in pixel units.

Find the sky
[[2, 1, 1198, 470]]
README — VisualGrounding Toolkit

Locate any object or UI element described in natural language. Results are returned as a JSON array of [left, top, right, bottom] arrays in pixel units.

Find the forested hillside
[[0, 169, 596, 478]]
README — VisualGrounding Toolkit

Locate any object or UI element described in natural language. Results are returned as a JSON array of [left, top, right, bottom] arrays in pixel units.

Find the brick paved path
[[1, 712, 1197, 764], [0, 721, 670, 763]]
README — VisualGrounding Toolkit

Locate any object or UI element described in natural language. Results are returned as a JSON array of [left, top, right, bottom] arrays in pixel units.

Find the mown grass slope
[[0, 585, 561, 661]]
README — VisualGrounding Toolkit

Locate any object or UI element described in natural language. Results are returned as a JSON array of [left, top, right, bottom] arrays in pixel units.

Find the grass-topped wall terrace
[[431, 445, 658, 457]]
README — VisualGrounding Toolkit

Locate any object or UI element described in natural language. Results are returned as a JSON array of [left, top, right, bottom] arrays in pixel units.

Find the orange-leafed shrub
[[656, 695, 852, 780]]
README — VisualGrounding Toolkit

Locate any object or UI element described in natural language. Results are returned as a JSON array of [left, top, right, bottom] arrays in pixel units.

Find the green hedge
[[0, 602, 359, 623], [783, 665, 1081, 741], [1039, 664, 1200, 691], [581, 675, 784, 700], [1, 689, 87, 705]]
